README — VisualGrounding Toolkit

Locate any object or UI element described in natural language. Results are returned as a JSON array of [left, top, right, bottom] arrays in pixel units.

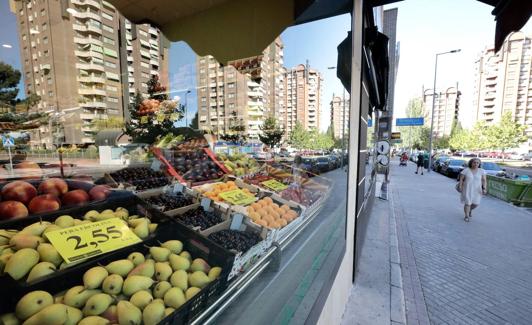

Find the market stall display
[[105, 167, 172, 191], [216, 153, 260, 176]]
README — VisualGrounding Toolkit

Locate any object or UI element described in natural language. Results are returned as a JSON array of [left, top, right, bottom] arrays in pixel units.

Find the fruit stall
[[0, 134, 331, 325]]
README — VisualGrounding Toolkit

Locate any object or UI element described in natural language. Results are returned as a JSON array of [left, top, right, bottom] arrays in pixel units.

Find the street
[[392, 159, 532, 324]]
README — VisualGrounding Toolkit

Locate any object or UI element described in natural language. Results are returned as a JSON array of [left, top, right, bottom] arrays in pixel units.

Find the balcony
[[80, 101, 106, 109], [128, 66, 134, 72], [248, 101, 262, 107], [148, 27, 158, 35], [75, 50, 103, 59], [248, 91, 261, 97], [87, 25, 102, 34], [149, 38, 159, 46], [149, 59, 159, 66], [78, 75, 105, 84], [71, 0, 100, 9], [76, 63, 104, 72], [81, 137, 95, 143], [74, 37, 103, 47], [79, 88, 106, 96], [73, 11, 101, 21]]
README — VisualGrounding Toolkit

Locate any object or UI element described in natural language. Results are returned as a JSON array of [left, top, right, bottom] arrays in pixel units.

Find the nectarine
[[62, 189, 90, 206], [88, 185, 111, 201], [38, 178, 69, 196], [28, 194, 61, 214], [1, 180, 38, 205], [0, 200, 29, 220]]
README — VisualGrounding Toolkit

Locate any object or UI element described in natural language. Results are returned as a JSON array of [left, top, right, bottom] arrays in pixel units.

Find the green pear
[[154, 262, 172, 281], [128, 259, 155, 278], [0, 313, 19, 325], [164, 307, 175, 316], [179, 251, 192, 261], [185, 287, 201, 301], [42, 225, 62, 238], [133, 220, 149, 239], [63, 286, 101, 308], [208, 266, 222, 281], [82, 293, 114, 316], [15, 290, 54, 320], [105, 259, 134, 277], [114, 210, 129, 221], [190, 258, 211, 273], [84, 210, 100, 221], [168, 254, 190, 271], [0, 234, 10, 245], [22, 303, 68, 325], [5, 248, 39, 280], [0, 252, 13, 274], [26, 262, 56, 283], [78, 315, 110, 325], [129, 290, 153, 310], [142, 300, 165, 325], [148, 223, 158, 234], [149, 247, 171, 262], [9, 234, 44, 250], [19, 222, 51, 236], [55, 215, 75, 228], [189, 271, 211, 289], [127, 252, 145, 266], [152, 281, 172, 299], [102, 274, 124, 295], [163, 287, 186, 309], [83, 266, 109, 289], [152, 298, 164, 305], [100, 305, 118, 324], [116, 301, 141, 325], [1, 247, 13, 255], [64, 306, 83, 325], [37, 243, 63, 267], [128, 218, 149, 228], [170, 270, 188, 291], [122, 275, 154, 296], [73, 219, 84, 226], [160, 240, 183, 254]]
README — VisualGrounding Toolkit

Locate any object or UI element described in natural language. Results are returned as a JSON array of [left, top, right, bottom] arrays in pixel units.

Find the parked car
[[481, 161, 505, 177], [441, 159, 466, 178], [301, 157, 320, 176], [508, 152, 522, 160], [316, 156, 332, 172], [433, 156, 450, 173], [329, 155, 340, 169]]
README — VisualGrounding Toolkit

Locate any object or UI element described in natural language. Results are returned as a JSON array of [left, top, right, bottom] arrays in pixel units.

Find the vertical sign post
[[2, 135, 15, 175]]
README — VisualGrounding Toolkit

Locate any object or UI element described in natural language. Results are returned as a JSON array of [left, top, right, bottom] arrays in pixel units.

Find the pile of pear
[[0, 207, 158, 283], [0, 239, 221, 325]]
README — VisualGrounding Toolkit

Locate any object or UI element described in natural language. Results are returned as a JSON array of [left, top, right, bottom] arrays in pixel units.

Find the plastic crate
[[0, 222, 233, 325], [0, 179, 133, 228], [135, 184, 200, 217]]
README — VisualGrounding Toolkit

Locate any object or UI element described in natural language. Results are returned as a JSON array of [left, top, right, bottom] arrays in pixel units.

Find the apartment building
[[422, 85, 460, 138], [473, 32, 532, 149], [10, 0, 167, 147], [330, 94, 349, 139], [282, 63, 322, 136]]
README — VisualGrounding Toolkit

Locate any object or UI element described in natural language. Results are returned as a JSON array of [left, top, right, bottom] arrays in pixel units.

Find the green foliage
[[398, 98, 428, 149], [189, 112, 199, 129], [0, 61, 21, 107], [91, 117, 124, 132], [259, 116, 284, 148], [21, 92, 41, 113], [220, 111, 247, 144], [488, 112, 527, 151], [289, 122, 308, 150], [433, 136, 450, 149], [288, 122, 334, 150]]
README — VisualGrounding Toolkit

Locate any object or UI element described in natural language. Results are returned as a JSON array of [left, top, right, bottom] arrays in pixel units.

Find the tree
[[289, 122, 308, 150], [146, 75, 168, 101], [488, 112, 527, 153], [189, 112, 199, 129], [259, 116, 284, 149], [0, 62, 21, 108], [433, 136, 450, 150], [91, 117, 124, 132], [22, 92, 41, 113], [398, 98, 427, 149], [220, 111, 247, 144]]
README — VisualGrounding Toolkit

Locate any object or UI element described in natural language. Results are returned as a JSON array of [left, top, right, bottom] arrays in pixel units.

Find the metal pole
[[7, 145, 13, 176], [341, 89, 346, 168], [184, 90, 190, 127], [428, 54, 439, 173]]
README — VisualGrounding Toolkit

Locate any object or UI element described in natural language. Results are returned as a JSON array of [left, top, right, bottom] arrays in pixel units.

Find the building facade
[[330, 94, 349, 139], [10, 0, 168, 147], [473, 32, 532, 149], [422, 85, 460, 138]]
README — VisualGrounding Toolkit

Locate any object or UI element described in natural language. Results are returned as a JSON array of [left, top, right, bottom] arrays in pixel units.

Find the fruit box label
[[219, 189, 255, 206], [46, 218, 142, 264], [261, 179, 288, 192]]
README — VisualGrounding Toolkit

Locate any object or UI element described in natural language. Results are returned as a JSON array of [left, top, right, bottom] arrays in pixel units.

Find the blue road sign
[[2, 136, 14, 147], [395, 117, 424, 126], [368, 119, 373, 127]]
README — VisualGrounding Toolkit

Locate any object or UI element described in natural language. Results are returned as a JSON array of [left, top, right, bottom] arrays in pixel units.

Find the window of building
[[40, 9, 45, 16], [108, 97, 119, 103], [102, 12, 113, 21], [43, 37, 48, 44], [201, 97, 207, 102], [48, 91, 53, 97], [106, 85, 118, 92], [104, 61, 116, 68], [44, 50, 49, 57], [228, 93, 235, 98], [103, 36, 115, 45], [141, 72, 149, 78], [140, 62, 149, 68], [102, 24, 114, 33], [47, 78, 52, 85], [42, 23, 47, 30], [19, 9, 23, 15], [228, 83, 235, 88], [139, 30, 148, 37]]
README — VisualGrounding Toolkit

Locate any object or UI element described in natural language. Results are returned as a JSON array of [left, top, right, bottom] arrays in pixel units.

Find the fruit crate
[[0, 179, 132, 228], [201, 216, 275, 280], [191, 176, 262, 210], [0, 196, 174, 311], [152, 147, 230, 186], [232, 191, 304, 242], [135, 183, 201, 217], [0, 222, 233, 325], [100, 166, 174, 192]]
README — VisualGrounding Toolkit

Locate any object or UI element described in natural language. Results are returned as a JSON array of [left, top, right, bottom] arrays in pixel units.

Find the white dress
[[460, 168, 485, 205]]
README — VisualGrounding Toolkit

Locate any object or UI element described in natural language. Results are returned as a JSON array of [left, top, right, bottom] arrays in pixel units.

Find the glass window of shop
[[0, 1, 359, 325]]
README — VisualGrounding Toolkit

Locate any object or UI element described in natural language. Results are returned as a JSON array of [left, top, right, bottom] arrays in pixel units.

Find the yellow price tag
[[156, 114, 166, 122], [140, 116, 148, 124], [261, 179, 288, 191], [170, 113, 179, 121], [46, 218, 142, 264], [219, 189, 256, 205]]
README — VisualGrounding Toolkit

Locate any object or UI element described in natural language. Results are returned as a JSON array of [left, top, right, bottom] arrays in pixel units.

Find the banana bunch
[[265, 165, 292, 181], [0, 240, 222, 325], [0, 208, 158, 283]]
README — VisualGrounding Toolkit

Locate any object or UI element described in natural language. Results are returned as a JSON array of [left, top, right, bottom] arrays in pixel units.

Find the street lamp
[[428, 49, 460, 172], [184, 89, 191, 127]]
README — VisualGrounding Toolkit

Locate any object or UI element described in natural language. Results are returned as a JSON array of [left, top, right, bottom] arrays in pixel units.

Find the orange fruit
[[264, 197, 273, 204], [257, 209, 269, 218], [256, 219, 268, 227], [263, 215, 274, 224], [249, 212, 261, 221], [281, 204, 290, 211], [278, 218, 288, 227]]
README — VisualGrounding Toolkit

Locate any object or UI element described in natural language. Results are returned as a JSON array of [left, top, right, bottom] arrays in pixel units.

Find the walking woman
[[458, 158, 487, 222]]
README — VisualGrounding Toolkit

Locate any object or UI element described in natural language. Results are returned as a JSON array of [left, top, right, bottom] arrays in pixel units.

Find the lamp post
[[184, 89, 191, 127], [428, 49, 460, 172]]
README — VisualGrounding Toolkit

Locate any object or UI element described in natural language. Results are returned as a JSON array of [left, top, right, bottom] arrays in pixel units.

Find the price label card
[[156, 113, 166, 122], [261, 179, 288, 191], [46, 218, 142, 264], [140, 116, 148, 124], [219, 189, 255, 206]]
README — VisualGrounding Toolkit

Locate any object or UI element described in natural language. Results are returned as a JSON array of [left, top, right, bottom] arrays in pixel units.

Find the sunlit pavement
[[391, 159, 532, 324]]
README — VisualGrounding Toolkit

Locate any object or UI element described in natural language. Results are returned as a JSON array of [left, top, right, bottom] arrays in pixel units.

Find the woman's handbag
[[455, 183, 462, 193]]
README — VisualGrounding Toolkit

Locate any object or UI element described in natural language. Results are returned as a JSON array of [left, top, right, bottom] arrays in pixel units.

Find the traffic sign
[[376, 141, 390, 155], [396, 117, 424, 126], [2, 135, 14, 147]]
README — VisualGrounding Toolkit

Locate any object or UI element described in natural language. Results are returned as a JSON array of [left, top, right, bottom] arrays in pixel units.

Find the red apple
[[1, 180, 38, 205], [62, 189, 90, 206], [28, 194, 61, 214], [38, 178, 69, 196], [89, 185, 111, 201], [0, 201, 29, 220]]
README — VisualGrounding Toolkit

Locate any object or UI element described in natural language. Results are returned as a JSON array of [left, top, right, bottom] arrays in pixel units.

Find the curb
[[389, 183, 406, 324]]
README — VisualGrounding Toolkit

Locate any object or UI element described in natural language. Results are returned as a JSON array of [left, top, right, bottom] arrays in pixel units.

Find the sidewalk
[[341, 159, 532, 325]]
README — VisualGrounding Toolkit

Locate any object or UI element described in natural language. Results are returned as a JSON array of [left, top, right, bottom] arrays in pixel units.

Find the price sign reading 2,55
[[46, 218, 142, 264]]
